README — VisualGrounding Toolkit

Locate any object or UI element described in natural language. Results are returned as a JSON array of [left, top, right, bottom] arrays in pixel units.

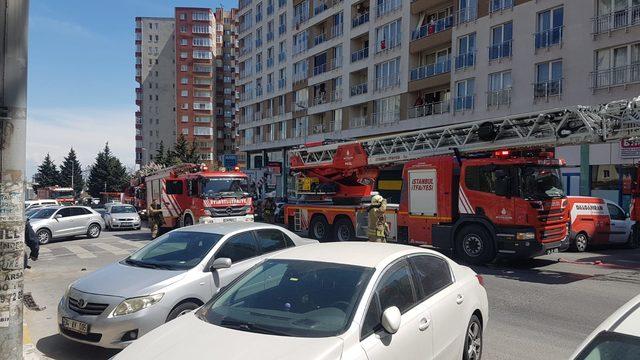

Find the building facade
[[135, 17, 177, 166], [236, 0, 640, 205]]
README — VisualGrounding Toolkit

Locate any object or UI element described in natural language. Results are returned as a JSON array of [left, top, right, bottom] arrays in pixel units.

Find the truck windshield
[[53, 191, 74, 199], [520, 166, 564, 199], [201, 177, 249, 198]]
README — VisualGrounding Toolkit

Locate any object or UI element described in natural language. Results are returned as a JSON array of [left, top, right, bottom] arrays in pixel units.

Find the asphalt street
[[23, 227, 640, 360]]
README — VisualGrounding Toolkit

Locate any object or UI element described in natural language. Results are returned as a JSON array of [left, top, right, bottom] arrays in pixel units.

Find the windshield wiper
[[125, 259, 162, 269], [220, 318, 290, 336]]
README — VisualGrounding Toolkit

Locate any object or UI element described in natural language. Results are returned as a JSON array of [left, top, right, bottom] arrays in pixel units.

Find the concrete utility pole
[[0, 1, 29, 359]]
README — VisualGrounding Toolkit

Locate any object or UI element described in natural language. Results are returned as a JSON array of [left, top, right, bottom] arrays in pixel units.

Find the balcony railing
[[534, 79, 563, 98], [351, 47, 369, 62], [293, 13, 310, 27], [278, 78, 287, 89], [266, 83, 274, 93], [256, 13, 262, 23], [239, 46, 253, 57], [535, 26, 563, 49], [293, 42, 307, 55], [279, 24, 286, 35], [349, 115, 369, 129], [372, 110, 400, 125], [267, 4, 274, 15], [313, 25, 343, 47], [239, 0, 251, 10], [239, 69, 253, 79], [591, 64, 640, 89], [593, 5, 640, 34], [194, 65, 213, 73], [313, 57, 342, 77], [488, 40, 512, 60], [255, 38, 263, 48], [454, 95, 475, 112], [411, 16, 454, 41], [350, 82, 368, 96], [455, 7, 478, 25], [239, 21, 253, 33], [375, 76, 400, 91], [267, 32, 274, 42], [240, 92, 254, 102], [486, 88, 512, 108], [408, 100, 450, 119], [352, 12, 370, 28], [410, 58, 451, 81], [267, 57, 274, 68], [455, 51, 476, 70], [311, 90, 342, 106], [489, 0, 513, 13], [255, 63, 262, 73], [279, 52, 286, 62], [376, 0, 401, 18]]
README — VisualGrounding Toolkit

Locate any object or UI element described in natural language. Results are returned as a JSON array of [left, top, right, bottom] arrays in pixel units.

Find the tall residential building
[[236, 0, 640, 206], [135, 17, 177, 166]]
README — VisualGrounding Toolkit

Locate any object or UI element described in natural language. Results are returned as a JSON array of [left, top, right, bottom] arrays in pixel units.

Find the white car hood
[[115, 312, 344, 360], [110, 213, 140, 221]]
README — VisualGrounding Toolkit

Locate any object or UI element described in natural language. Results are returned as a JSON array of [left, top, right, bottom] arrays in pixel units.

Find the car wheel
[[455, 225, 496, 265], [572, 233, 588, 252], [37, 229, 51, 245], [87, 224, 101, 239], [333, 218, 354, 242], [166, 302, 199, 322], [183, 215, 194, 227], [309, 216, 330, 242], [463, 314, 483, 360]]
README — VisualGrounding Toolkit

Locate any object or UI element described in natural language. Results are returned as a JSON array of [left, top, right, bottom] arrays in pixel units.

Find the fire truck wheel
[[455, 225, 495, 265], [333, 218, 354, 242], [183, 214, 194, 227], [309, 215, 330, 242], [572, 233, 589, 252]]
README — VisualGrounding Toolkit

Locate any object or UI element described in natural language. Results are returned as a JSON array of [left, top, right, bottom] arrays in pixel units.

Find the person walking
[[262, 196, 276, 224], [24, 218, 39, 269], [148, 198, 164, 239], [367, 195, 389, 243]]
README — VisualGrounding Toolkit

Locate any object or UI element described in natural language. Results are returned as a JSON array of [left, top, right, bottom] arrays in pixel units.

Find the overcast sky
[[27, 0, 236, 178]]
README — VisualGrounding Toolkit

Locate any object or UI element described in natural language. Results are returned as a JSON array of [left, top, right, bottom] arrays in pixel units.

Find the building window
[[180, 25, 187, 33], [375, 19, 401, 53], [454, 78, 475, 111], [457, 0, 478, 24], [181, 103, 189, 110], [535, 60, 563, 98], [373, 95, 400, 124], [487, 70, 512, 108], [180, 52, 188, 59], [180, 38, 188, 46], [181, 115, 189, 123], [193, 37, 212, 47], [181, 90, 188, 97], [489, 22, 512, 60], [374, 57, 401, 91], [592, 43, 640, 89], [193, 50, 213, 59], [535, 7, 564, 49], [594, 0, 640, 34], [181, 77, 188, 85], [179, 13, 186, 20], [182, 128, 189, 135], [181, 65, 188, 72], [456, 33, 476, 70]]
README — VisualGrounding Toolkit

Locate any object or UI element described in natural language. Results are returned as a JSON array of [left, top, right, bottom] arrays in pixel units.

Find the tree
[[33, 153, 60, 188], [59, 148, 84, 195], [173, 134, 200, 164], [153, 142, 167, 166], [86, 143, 130, 197]]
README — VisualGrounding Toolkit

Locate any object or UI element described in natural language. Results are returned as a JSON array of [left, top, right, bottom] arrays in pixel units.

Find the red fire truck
[[37, 186, 75, 205], [284, 97, 640, 263], [145, 163, 254, 229]]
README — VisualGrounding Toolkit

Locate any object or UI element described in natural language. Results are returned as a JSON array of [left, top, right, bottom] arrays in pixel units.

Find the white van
[[25, 199, 60, 210]]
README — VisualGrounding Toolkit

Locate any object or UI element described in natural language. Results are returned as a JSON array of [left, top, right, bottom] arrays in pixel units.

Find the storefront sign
[[621, 139, 640, 159]]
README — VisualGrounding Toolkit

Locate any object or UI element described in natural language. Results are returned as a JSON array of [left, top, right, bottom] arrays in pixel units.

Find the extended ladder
[[290, 97, 640, 169]]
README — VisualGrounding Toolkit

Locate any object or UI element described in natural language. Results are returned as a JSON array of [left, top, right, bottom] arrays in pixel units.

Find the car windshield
[[520, 166, 565, 199], [30, 208, 58, 219], [125, 231, 222, 270], [25, 209, 41, 218], [201, 177, 249, 199], [575, 331, 640, 360], [197, 259, 374, 338], [111, 205, 137, 214]]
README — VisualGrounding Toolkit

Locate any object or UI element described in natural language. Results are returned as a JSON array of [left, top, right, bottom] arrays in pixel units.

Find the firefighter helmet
[[371, 194, 384, 206]]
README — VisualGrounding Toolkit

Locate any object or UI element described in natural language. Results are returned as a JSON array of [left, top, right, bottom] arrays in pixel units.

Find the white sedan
[[114, 242, 488, 360]]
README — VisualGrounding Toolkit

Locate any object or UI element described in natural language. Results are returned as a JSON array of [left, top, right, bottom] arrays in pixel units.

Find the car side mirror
[[54, 214, 63, 220], [209, 257, 232, 271], [381, 306, 401, 334]]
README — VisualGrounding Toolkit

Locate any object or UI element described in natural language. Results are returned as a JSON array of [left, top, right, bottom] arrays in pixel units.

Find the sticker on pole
[[408, 169, 437, 216]]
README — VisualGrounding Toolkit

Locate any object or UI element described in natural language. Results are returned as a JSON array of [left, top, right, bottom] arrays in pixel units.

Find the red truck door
[[461, 164, 516, 225]]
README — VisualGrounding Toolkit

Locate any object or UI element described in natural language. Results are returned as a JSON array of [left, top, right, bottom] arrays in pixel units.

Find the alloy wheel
[[467, 321, 482, 360]]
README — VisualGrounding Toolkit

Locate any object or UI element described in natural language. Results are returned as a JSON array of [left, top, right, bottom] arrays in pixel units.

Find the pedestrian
[[263, 196, 276, 224], [24, 218, 39, 269], [367, 195, 389, 243], [148, 198, 164, 239]]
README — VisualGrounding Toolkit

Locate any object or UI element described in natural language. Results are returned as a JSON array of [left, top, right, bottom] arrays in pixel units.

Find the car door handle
[[456, 294, 464, 305], [418, 317, 430, 331]]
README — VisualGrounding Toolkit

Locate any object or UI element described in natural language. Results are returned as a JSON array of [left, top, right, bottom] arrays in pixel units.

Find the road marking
[[117, 240, 146, 249], [62, 245, 97, 259], [93, 242, 131, 256], [38, 247, 51, 255]]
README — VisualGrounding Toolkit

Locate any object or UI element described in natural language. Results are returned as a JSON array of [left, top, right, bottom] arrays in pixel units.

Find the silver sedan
[[30, 206, 105, 244], [57, 222, 317, 349]]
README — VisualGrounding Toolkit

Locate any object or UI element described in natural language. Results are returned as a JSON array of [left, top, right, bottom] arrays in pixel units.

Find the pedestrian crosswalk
[[38, 240, 150, 261]]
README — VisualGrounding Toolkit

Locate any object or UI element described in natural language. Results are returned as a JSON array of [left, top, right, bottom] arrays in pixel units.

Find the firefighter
[[368, 194, 389, 243], [262, 195, 276, 224], [148, 198, 164, 239]]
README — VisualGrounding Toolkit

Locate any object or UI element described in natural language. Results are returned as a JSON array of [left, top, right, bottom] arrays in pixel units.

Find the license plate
[[122, 222, 131, 226], [223, 218, 238, 223], [62, 317, 89, 335]]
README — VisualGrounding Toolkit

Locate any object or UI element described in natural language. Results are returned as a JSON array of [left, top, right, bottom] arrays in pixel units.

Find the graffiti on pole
[[0, 179, 24, 328]]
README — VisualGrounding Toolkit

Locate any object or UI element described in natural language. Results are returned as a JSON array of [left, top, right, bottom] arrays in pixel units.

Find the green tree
[[153, 142, 167, 166], [173, 134, 200, 164], [33, 153, 60, 188], [86, 143, 130, 197], [59, 148, 84, 195]]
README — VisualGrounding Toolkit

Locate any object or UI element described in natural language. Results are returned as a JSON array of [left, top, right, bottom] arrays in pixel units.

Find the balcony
[[278, 78, 287, 89], [239, 0, 251, 10], [453, 95, 475, 112], [267, 57, 274, 68], [314, 0, 343, 16], [239, 46, 253, 57], [410, 58, 451, 81], [352, 11, 369, 28], [311, 90, 342, 107], [375, 76, 400, 92], [372, 110, 400, 125], [267, 32, 274, 42], [314, 25, 343, 47], [256, 13, 263, 23], [267, 4, 274, 15], [591, 65, 640, 89], [350, 82, 368, 96], [376, 0, 401, 18], [279, 24, 286, 35], [240, 91, 254, 102], [278, 52, 286, 62], [239, 68, 253, 79], [255, 38, 263, 48], [486, 88, 512, 108], [351, 47, 369, 63], [489, 0, 513, 13], [256, 62, 263, 73], [293, 13, 310, 27], [411, 16, 453, 41], [313, 58, 342, 77], [408, 100, 450, 119], [349, 115, 369, 129], [279, 0, 286, 8], [534, 26, 563, 49], [488, 40, 512, 60], [293, 42, 307, 55], [194, 65, 213, 73], [534, 79, 563, 98], [455, 7, 477, 25], [454, 52, 475, 70], [266, 83, 274, 93], [592, 5, 640, 35], [239, 21, 253, 33]]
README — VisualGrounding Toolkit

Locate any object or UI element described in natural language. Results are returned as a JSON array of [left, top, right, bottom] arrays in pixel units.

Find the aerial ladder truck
[[284, 97, 640, 264]]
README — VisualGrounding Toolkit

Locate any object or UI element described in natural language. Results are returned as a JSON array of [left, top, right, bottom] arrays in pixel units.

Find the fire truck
[[37, 186, 75, 205], [284, 97, 640, 264], [145, 163, 254, 230]]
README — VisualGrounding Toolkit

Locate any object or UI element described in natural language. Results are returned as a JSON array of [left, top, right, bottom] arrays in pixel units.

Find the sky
[[26, 0, 236, 178]]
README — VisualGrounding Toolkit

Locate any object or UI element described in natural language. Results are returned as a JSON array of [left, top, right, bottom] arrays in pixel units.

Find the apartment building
[[135, 17, 177, 166], [237, 0, 640, 204]]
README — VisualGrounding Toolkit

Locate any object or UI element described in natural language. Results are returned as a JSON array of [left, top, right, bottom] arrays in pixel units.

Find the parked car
[[104, 204, 141, 230], [29, 206, 105, 244], [25, 204, 59, 219], [57, 222, 317, 349], [567, 196, 635, 252], [25, 199, 59, 210], [570, 293, 640, 359], [114, 242, 488, 360]]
